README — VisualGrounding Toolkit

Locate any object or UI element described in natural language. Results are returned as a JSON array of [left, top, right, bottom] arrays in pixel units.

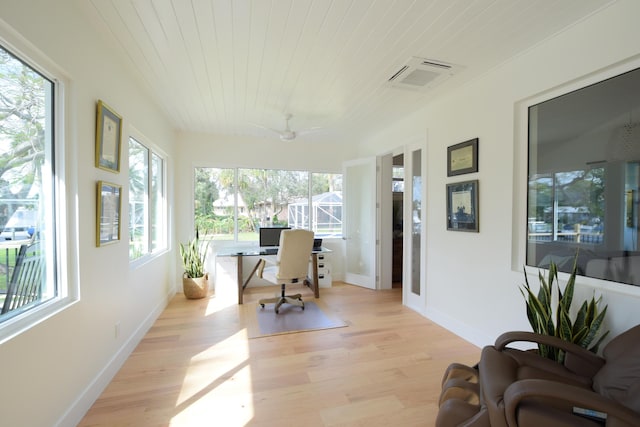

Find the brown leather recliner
[[436, 325, 640, 426]]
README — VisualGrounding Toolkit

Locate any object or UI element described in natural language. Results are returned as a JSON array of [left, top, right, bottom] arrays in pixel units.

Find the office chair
[[257, 229, 314, 314]]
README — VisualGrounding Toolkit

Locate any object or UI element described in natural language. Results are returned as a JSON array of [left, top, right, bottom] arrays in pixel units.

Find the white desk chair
[[258, 229, 314, 314]]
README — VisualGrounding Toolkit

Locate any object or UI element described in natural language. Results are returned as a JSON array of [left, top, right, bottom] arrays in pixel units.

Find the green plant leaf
[[572, 326, 588, 345], [558, 309, 572, 337], [589, 330, 610, 353], [582, 304, 607, 348], [518, 251, 608, 363], [573, 300, 588, 334], [179, 231, 211, 278]]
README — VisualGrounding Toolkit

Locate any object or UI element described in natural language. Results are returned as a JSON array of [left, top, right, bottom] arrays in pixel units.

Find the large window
[[194, 167, 342, 241], [0, 43, 58, 323], [129, 136, 165, 260], [527, 66, 640, 286]]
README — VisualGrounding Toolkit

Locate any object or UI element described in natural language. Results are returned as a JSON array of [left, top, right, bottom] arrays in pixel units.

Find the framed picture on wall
[[95, 100, 122, 173], [447, 180, 479, 232], [96, 181, 121, 246], [447, 138, 478, 176]]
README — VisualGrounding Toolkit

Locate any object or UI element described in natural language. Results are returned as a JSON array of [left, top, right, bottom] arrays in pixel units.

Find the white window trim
[[0, 18, 79, 344], [512, 56, 640, 298], [128, 126, 169, 269]]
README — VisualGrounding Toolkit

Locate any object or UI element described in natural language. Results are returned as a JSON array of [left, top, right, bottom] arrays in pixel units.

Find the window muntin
[[310, 173, 342, 237], [0, 43, 57, 322], [129, 138, 148, 259], [128, 136, 165, 260], [150, 152, 164, 252], [527, 66, 640, 286], [194, 167, 343, 241]]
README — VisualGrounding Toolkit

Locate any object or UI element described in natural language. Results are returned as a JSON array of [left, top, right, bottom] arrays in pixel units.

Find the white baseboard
[[55, 290, 174, 427], [425, 306, 493, 349]]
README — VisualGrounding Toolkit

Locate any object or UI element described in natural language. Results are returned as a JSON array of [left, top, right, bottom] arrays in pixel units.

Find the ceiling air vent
[[387, 57, 462, 91]]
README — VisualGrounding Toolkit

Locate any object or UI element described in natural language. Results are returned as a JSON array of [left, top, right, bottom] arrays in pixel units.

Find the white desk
[[217, 247, 331, 304]]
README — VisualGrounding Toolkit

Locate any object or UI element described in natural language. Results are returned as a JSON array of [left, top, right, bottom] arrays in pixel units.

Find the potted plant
[[179, 229, 211, 299], [520, 253, 608, 363]]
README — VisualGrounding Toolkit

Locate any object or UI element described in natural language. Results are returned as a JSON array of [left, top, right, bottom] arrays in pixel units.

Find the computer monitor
[[259, 227, 291, 247]]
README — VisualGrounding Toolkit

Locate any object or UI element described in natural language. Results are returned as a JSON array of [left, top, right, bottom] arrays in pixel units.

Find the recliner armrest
[[504, 379, 640, 427], [495, 331, 605, 377]]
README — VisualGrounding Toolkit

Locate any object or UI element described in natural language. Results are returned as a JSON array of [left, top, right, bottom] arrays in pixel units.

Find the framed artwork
[[447, 138, 478, 176], [96, 181, 121, 246], [95, 100, 122, 173], [447, 180, 479, 232]]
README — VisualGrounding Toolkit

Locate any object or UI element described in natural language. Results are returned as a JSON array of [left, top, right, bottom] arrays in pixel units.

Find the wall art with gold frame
[[447, 138, 478, 176], [95, 100, 122, 173]]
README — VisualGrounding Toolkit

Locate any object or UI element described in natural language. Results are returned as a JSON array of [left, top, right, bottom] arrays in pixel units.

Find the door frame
[[402, 138, 427, 312], [378, 149, 405, 290], [343, 156, 377, 289]]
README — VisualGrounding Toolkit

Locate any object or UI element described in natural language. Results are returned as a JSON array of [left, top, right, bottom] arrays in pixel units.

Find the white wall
[[360, 0, 640, 347], [0, 2, 176, 426], [1, 1, 640, 426]]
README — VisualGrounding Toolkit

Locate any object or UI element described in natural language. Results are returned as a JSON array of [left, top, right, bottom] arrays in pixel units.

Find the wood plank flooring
[[78, 282, 480, 426]]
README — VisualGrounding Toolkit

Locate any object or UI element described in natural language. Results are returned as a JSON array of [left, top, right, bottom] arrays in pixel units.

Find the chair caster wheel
[[302, 304, 305, 310], [260, 304, 265, 308], [275, 309, 279, 314]]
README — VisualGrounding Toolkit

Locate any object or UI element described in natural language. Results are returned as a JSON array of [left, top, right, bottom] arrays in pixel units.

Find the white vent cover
[[387, 57, 462, 91]]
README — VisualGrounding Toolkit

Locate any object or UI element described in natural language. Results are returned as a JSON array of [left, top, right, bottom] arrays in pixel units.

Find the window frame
[[192, 166, 343, 244], [514, 57, 640, 296], [128, 128, 167, 266], [0, 22, 79, 343]]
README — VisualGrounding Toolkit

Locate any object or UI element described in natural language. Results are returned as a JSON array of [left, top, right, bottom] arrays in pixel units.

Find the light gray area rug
[[245, 300, 347, 338]]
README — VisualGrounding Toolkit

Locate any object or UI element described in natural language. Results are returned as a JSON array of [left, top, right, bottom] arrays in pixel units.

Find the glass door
[[404, 144, 426, 311], [343, 157, 377, 289]]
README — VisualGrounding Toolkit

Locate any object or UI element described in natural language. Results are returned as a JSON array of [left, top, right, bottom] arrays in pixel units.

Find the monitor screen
[[259, 227, 291, 247]]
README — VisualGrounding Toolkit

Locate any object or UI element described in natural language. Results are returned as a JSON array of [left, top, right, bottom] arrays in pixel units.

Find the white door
[[404, 143, 426, 311], [343, 157, 377, 289]]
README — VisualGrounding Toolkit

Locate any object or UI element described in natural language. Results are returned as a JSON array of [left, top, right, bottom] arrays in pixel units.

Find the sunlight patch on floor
[[171, 321, 255, 425]]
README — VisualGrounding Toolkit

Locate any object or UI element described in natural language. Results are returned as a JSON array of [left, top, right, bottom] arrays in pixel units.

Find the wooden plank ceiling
[[85, 0, 612, 144]]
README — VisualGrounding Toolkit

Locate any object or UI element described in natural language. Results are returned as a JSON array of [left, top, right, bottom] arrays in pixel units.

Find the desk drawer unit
[[310, 253, 332, 288]]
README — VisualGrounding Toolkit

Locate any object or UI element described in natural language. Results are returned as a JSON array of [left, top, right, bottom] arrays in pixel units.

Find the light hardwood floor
[[78, 282, 480, 426]]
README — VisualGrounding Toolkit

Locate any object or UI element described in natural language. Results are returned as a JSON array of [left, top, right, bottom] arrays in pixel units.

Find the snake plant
[[179, 229, 210, 278], [520, 253, 609, 363]]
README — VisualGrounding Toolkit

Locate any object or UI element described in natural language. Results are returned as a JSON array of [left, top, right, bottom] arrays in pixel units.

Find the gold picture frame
[[96, 181, 121, 246], [447, 138, 478, 176], [95, 100, 122, 173]]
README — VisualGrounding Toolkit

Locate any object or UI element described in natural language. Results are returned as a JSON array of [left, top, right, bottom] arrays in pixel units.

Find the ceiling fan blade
[[248, 122, 283, 136], [297, 127, 324, 136], [249, 114, 321, 141]]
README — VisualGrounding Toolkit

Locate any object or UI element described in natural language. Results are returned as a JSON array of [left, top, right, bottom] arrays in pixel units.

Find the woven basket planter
[[182, 273, 209, 299]]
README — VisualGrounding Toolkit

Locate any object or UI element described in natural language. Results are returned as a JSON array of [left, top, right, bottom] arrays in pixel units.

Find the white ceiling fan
[[252, 113, 321, 141]]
